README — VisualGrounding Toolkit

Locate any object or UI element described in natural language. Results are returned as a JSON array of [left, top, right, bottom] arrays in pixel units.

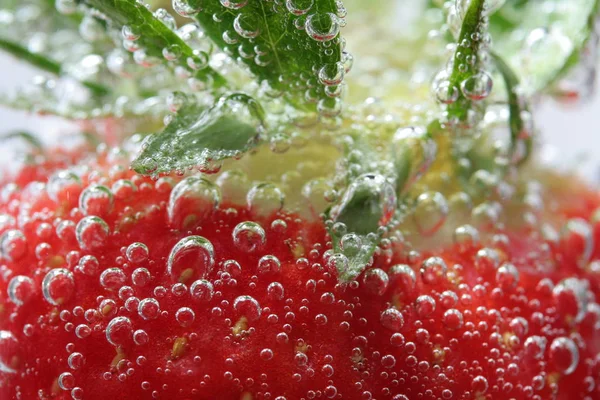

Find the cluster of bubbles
[[1, 130, 599, 398]]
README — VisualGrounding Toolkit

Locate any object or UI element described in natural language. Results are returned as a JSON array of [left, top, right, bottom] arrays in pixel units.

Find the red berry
[[0, 147, 600, 400]]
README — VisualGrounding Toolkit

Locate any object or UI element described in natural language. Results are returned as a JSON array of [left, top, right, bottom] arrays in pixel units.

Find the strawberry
[[0, 142, 599, 400]]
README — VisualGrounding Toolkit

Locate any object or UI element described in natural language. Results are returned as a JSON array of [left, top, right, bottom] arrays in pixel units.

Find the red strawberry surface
[[0, 146, 600, 400]]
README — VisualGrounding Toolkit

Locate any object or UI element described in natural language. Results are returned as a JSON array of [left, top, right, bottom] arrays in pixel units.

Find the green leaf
[[77, 0, 227, 87], [326, 173, 396, 282], [1, 131, 43, 149], [491, 0, 599, 94], [0, 37, 110, 97], [191, 0, 346, 111], [131, 93, 265, 175], [490, 51, 532, 166], [328, 232, 378, 282], [445, 0, 488, 123]]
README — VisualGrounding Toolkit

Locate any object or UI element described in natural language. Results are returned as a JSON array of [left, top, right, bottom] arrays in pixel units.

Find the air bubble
[[168, 177, 221, 229], [176, 307, 196, 327], [76, 216, 110, 250], [553, 277, 589, 323], [172, 0, 202, 17], [420, 257, 447, 285], [68, 352, 85, 370], [442, 309, 464, 330], [190, 279, 214, 302], [305, 13, 340, 42], [8, 275, 34, 306], [220, 0, 248, 9], [258, 255, 281, 274], [286, 0, 314, 15], [42, 269, 75, 305], [380, 308, 404, 331], [0, 229, 27, 261], [79, 184, 114, 216], [362, 268, 389, 296], [460, 72, 493, 101], [167, 236, 215, 283], [106, 317, 133, 346], [132, 268, 151, 287], [126, 242, 149, 263], [233, 13, 261, 39], [389, 264, 416, 293], [267, 282, 285, 301], [247, 183, 284, 217], [496, 263, 519, 290], [234, 295, 261, 321], [549, 337, 579, 375], [100, 268, 127, 291], [413, 192, 449, 235], [138, 298, 160, 320], [319, 62, 345, 86], [58, 372, 75, 390], [415, 295, 436, 317]]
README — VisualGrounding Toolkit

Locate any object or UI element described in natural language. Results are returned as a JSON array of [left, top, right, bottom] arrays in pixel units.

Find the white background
[[0, 52, 599, 181]]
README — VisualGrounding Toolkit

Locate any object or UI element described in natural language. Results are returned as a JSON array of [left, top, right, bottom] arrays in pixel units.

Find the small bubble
[[247, 183, 284, 217], [286, 0, 314, 15], [8, 275, 34, 306], [220, 0, 248, 9], [460, 72, 493, 101], [190, 279, 214, 302], [415, 295, 436, 317], [234, 295, 261, 321], [362, 268, 389, 296], [68, 352, 85, 370], [76, 216, 110, 250], [420, 257, 447, 285], [138, 298, 161, 320], [413, 192, 449, 235], [389, 264, 416, 293], [267, 282, 285, 301], [471, 375, 488, 395], [176, 307, 196, 327], [168, 177, 221, 229], [132, 268, 151, 287], [318, 62, 345, 86], [233, 13, 261, 38], [79, 184, 114, 216], [549, 337, 579, 375], [0, 230, 27, 261], [442, 309, 464, 330], [42, 269, 75, 305], [167, 236, 215, 284], [100, 268, 127, 291], [133, 329, 149, 345], [260, 348, 274, 360], [106, 317, 133, 346], [258, 255, 281, 274], [58, 372, 75, 390], [380, 308, 404, 331], [172, 0, 202, 17], [496, 263, 519, 290], [78, 255, 99, 276], [126, 242, 149, 263], [305, 13, 340, 42], [233, 222, 266, 252]]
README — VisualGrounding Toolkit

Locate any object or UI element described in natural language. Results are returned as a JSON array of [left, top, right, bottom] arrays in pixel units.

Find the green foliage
[[192, 0, 345, 111]]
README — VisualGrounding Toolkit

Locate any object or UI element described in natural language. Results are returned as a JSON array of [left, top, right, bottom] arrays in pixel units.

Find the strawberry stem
[[490, 51, 532, 166], [446, 0, 487, 123]]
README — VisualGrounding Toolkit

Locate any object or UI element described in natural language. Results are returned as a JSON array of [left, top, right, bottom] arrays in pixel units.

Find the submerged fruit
[[0, 145, 599, 400]]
